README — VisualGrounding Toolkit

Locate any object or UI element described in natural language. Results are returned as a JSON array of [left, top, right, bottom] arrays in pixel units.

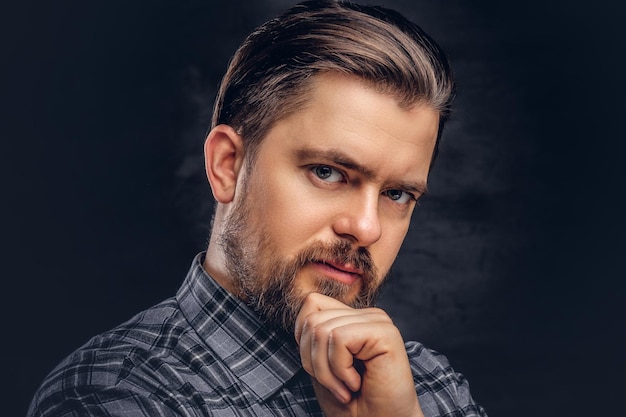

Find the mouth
[[311, 259, 363, 285]]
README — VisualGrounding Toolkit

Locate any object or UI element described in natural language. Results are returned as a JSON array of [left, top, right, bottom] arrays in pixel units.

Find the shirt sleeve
[[405, 341, 488, 417]]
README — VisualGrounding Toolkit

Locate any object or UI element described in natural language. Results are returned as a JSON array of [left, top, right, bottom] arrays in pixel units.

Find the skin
[[203, 73, 439, 417]]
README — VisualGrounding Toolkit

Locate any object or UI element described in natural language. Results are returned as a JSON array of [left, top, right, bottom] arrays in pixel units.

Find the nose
[[332, 189, 382, 247]]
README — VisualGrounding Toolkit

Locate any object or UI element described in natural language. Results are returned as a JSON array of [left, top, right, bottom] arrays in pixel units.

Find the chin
[[304, 275, 361, 306]]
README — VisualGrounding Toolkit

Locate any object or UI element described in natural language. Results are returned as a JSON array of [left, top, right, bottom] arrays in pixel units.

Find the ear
[[204, 124, 245, 203]]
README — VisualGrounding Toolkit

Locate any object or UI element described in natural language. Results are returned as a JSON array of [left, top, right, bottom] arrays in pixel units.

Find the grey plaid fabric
[[28, 253, 487, 417]]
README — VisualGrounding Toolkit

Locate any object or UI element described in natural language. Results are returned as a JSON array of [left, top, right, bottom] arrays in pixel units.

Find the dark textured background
[[4, 1, 625, 416]]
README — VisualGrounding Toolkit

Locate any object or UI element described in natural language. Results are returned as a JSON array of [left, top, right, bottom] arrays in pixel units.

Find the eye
[[383, 189, 415, 204], [312, 165, 344, 183]]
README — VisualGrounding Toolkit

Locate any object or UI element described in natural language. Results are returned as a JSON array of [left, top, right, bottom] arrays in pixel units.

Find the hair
[[211, 0, 454, 164]]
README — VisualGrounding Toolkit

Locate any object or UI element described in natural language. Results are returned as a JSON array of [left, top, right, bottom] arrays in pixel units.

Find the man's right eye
[[312, 165, 344, 183]]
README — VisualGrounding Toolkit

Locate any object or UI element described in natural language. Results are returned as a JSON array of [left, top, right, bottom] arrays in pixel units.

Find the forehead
[[258, 73, 440, 183]]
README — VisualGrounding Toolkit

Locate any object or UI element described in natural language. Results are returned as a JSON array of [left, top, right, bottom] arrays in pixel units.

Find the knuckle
[[301, 315, 317, 335], [302, 309, 325, 330], [367, 307, 385, 315], [303, 291, 322, 305], [310, 322, 330, 343], [327, 328, 343, 346], [367, 307, 393, 322]]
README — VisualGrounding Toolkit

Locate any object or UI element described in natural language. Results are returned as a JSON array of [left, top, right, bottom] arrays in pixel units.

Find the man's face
[[221, 73, 439, 333]]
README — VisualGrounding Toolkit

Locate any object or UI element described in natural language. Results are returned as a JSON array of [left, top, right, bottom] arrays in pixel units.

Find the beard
[[219, 187, 385, 335]]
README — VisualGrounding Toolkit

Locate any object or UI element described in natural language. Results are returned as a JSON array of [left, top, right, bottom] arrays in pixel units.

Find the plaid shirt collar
[[176, 253, 304, 402]]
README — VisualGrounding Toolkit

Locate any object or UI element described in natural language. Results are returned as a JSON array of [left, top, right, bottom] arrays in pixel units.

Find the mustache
[[294, 240, 377, 283]]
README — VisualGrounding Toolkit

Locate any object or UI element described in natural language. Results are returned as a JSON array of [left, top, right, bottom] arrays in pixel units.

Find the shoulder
[[405, 340, 455, 381], [28, 298, 205, 417], [405, 341, 488, 417]]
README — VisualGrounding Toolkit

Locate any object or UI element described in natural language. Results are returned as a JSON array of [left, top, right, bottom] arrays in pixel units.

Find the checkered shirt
[[28, 253, 487, 417]]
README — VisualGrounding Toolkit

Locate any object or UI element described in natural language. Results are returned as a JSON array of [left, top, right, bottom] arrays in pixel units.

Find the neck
[[203, 213, 239, 297]]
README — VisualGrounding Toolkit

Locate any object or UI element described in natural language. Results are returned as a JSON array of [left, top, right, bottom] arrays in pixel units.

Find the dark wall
[[4, 1, 625, 416]]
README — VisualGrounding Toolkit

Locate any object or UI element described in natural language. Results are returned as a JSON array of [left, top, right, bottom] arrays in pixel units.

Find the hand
[[295, 293, 424, 417]]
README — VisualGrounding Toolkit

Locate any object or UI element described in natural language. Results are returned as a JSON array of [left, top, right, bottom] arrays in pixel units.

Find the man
[[29, 1, 486, 416]]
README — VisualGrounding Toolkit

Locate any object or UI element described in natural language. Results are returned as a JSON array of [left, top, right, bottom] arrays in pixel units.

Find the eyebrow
[[294, 147, 429, 195]]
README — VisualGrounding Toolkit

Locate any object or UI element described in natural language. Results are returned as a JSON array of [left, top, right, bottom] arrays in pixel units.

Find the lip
[[311, 260, 363, 285]]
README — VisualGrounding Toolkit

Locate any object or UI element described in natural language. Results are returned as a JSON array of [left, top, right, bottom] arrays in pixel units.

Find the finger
[[311, 377, 352, 414], [308, 321, 354, 403], [295, 293, 350, 343], [327, 329, 363, 393], [327, 320, 406, 384], [296, 308, 391, 343], [304, 319, 401, 390], [296, 306, 391, 375], [299, 312, 359, 400], [302, 313, 386, 393], [297, 312, 314, 376], [295, 294, 390, 344]]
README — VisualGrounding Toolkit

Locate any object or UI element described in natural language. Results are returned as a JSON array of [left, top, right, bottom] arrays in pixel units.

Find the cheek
[[256, 175, 327, 246], [272, 201, 329, 245]]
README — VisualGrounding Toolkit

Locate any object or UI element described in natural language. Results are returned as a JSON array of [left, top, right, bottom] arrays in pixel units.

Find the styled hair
[[211, 0, 454, 162]]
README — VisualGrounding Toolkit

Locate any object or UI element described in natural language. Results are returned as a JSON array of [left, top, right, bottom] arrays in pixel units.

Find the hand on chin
[[295, 293, 424, 417]]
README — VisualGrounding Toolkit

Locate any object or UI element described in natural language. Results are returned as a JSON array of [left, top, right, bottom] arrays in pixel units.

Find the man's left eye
[[312, 165, 344, 183], [384, 189, 414, 204]]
